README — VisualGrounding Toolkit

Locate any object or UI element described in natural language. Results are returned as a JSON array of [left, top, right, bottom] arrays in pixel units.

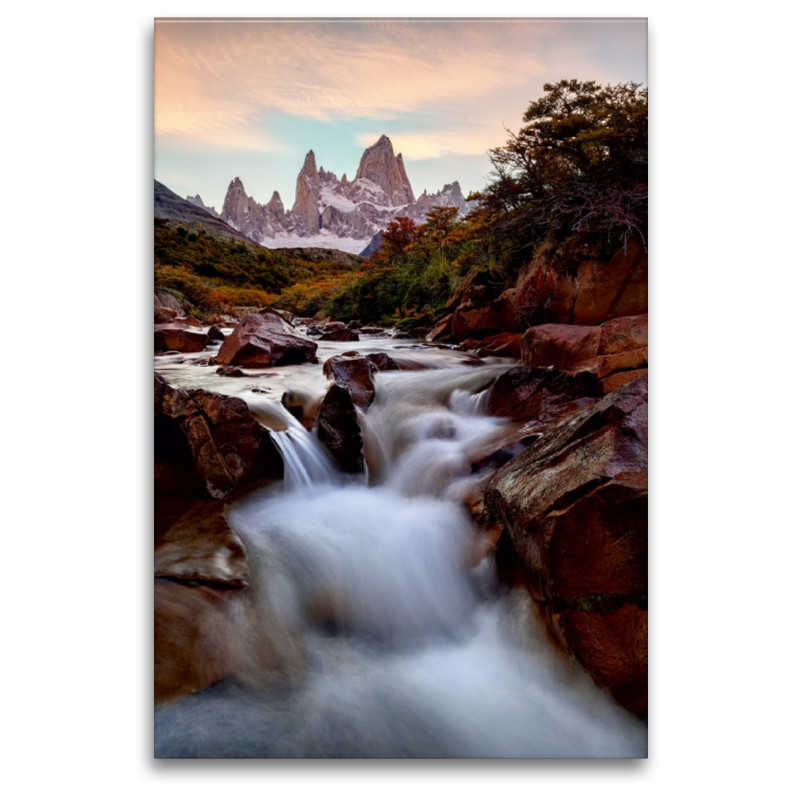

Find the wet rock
[[207, 325, 226, 342], [306, 324, 321, 336], [203, 313, 239, 327], [155, 500, 249, 588], [486, 366, 600, 420], [483, 374, 648, 717], [553, 603, 648, 719], [348, 320, 362, 329], [155, 371, 283, 498], [174, 315, 202, 328], [281, 387, 324, 431], [426, 313, 454, 343], [359, 326, 384, 335], [155, 324, 208, 353], [216, 312, 317, 367], [320, 328, 359, 342], [216, 365, 246, 377], [317, 383, 365, 474], [155, 308, 172, 325], [322, 354, 377, 410]]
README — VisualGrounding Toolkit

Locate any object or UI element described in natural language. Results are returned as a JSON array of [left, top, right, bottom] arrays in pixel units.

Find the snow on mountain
[[219, 135, 476, 252]]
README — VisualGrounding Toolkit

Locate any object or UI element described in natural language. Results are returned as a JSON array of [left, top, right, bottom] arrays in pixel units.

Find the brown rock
[[155, 372, 283, 498], [554, 604, 648, 719], [174, 315, 202, 328], [451, 301, 504, 341], [207, 325, 226, 342], [155, 308, 172, 325], [485, 366, 600, 419], [426, 313, 454, 342], [598, 314, 648, 355], [497, 288, 520, 333], [155, 500, 249, 588], [523, 240, 648, 326], [601, 368, 648, 395], [483, 374, 648, 715], [215, 365, 246, 377], [322, 354, 377, 410], [155, 324, 208, 353], [217, 312, 317, 367], [521, 324, 602, 369], [475, 333, 523, 359], [317, 383, 364, 474], [320, 328, 359, 342]]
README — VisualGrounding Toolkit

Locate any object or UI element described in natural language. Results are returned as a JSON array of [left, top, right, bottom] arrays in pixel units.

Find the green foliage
[[480, 80, 648, 258]]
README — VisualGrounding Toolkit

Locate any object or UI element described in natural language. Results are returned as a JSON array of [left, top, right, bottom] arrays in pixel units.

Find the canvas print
[[154, 17, 648, 758]]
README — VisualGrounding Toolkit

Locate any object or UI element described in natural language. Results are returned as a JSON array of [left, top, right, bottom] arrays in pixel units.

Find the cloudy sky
[[154, 18, 647, 212]]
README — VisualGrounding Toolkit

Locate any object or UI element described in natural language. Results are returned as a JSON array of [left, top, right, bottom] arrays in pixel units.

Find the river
[[154, 326, 647, 758]]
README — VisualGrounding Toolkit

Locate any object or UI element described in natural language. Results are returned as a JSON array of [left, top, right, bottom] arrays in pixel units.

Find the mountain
[[185, 194, 219, 217], [219, 135, 475, 254], [153, 180, 259, 245]]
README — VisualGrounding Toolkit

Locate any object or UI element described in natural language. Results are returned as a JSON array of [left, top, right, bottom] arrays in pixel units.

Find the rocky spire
[[291, 151, 321, 233], [355, 135, 415, 206]]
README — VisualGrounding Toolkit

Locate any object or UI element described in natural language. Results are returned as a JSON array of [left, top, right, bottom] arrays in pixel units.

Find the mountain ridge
[[219, 135, 474, 254]]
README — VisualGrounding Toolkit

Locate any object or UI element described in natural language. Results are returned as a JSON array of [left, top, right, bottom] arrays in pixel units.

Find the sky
[[154, 18, 647, 213]]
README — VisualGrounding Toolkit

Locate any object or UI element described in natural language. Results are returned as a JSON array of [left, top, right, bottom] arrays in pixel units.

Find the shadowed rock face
[[483, 373, 648, 718], [154, 372, 283, 498], [216, 312, 317, 368]]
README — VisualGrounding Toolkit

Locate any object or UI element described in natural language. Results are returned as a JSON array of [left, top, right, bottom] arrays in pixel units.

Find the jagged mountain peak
[[218, 135, 473, 253]]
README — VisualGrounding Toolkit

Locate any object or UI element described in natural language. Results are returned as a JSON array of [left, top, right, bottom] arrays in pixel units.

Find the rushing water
[[154, 332, 647, 758]]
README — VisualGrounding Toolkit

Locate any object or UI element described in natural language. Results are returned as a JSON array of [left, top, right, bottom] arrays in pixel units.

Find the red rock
[[320, 328, 359, 342], [520, 240, 647, 326], [601, 368, 648, 394], [497, 288, 520, 333], [426, 314, 454, 342], [554, 604, 648, 719], [207, 325, 226, 342], [483, 374, 648, 715], [323, 354, 377, 410], [155, 308, 172, 325], [475, 333, 523, 358], [521, 324, 602, 369], [155, 500, 249, 588], [451, 301, 504, 341], [155, 324, 208, 353], [155, 372, 283, 498], [485, 366, 600, 419], [216, 312, 317, 367], [259, 306, 295, 326], [598, 314, 648, 355], [174, 315, 202, 328]]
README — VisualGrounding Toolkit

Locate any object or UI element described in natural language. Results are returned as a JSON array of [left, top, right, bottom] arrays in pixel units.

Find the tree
[[482, 80, 648, 252], [372, 215, 417, 263]]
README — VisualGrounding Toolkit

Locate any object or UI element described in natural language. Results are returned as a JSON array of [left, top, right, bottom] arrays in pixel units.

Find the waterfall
[[156, 360, 647, 758]]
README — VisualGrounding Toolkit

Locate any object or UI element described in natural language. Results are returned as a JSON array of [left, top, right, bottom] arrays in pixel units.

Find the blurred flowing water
[[155, 334, 647, 758]]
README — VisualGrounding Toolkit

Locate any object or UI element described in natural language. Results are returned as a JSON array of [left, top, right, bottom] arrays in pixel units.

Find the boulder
[[521, 324, 602, 370], [207, 325, 225, 342], [320, 328, 359, 342], [216, 366, 246, 377], [483, 374, 648, 717], [317, 383, 365, 474], [155, 372, 283, 498], [322, 354, 377, 410], [451, 299, 504, 341], [155, 500, 249, 588], [216, 312, 317, 367], [521, 315, 648, 394], [485, 366, 600, 420], [473, 333, 523, 359], [155, 308, 172, 325], [155, 324, 208, 353]]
